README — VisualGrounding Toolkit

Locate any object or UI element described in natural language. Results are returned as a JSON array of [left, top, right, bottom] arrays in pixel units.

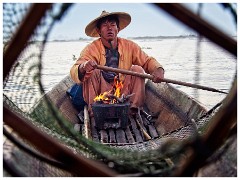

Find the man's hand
[[151, 67, 164, 83], [79, 60, 97, 74]]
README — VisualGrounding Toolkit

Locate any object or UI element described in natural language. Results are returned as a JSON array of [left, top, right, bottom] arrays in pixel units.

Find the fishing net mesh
[[3, 3, 236, 176]]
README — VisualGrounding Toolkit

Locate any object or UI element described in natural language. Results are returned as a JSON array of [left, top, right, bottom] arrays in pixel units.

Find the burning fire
[[94, 76, 123, 104], [113, 76, 123, 98]]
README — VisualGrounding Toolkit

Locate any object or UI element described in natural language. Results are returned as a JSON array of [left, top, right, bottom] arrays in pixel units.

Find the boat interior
[[44, 75, 207, 145]]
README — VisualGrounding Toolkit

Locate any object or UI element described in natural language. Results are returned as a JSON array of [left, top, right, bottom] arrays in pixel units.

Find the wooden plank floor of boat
[[77, 112, 160, 145]]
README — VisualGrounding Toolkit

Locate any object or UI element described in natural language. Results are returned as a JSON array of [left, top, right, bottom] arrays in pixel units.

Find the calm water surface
[[4, 37, 236, 111], [41, 37, 236, 110]]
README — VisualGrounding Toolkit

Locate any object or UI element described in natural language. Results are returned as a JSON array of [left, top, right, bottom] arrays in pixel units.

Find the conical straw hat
[[85, 10, 131, 37]]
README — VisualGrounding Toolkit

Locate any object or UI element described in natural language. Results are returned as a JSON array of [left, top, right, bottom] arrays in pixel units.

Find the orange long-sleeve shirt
[[70, 37, 163, 83]]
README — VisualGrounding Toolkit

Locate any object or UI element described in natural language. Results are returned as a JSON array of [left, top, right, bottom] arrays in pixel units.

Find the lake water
[[41, 37, 236, 110], [4, 37, 236, 111]]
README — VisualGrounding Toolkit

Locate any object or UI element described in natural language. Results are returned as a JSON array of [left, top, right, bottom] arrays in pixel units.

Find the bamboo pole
[[3, 3, 52, 79], [174, 78, 237, 176], [154, 4, 237, 57], [3, 104, 117, 176], [96, 65, 227, 94]]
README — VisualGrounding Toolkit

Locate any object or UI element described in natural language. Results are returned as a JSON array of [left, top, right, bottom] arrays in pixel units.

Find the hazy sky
[[48, 3, 237, 41]]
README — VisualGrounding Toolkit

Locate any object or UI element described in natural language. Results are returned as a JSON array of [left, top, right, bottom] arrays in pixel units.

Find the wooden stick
[[155, 4, 237, 57], [83, 105, 92, 140], [136, 109, 152, 141], [3, 4, 52, 79], [3, 104, 116, 176], [135, 118, 151, 140], [96, 65, 227, 94]]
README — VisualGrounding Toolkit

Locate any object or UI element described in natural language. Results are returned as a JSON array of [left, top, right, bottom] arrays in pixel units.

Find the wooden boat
[[40, 75, 208, 145], [4, 74, 207, 175], [4, 74, 237, 177]]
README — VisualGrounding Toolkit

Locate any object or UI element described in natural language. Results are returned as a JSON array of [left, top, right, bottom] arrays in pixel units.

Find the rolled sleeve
[[70, 63, 81, 84], [70, 39, 104, 83]]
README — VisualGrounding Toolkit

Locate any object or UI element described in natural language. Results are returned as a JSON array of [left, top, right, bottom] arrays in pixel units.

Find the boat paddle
[[95, 65, 227, 94]]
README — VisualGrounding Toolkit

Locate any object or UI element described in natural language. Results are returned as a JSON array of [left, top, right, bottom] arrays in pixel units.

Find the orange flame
[[93, 91, 111, 102], [113, 77, 123, 98], [94, 76, 123, 104]]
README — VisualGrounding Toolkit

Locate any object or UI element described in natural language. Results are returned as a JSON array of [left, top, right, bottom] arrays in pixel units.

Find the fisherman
[[70, 10, 164, 116]]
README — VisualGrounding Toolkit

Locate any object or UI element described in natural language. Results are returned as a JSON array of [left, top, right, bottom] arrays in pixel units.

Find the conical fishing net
[[3, 3, 237, 177]]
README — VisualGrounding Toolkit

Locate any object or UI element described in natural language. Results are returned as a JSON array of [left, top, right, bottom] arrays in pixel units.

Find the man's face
[[96, 18, 119, 41]]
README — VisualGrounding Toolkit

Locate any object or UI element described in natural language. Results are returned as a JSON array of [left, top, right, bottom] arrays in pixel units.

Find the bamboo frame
[[4, 104, 117, 176], [3, 3, 116, 176], [3, 3, 237, 177], [155, 4, 237, 57], [3, 4, 52, 79], [154, 3, 237, 176]]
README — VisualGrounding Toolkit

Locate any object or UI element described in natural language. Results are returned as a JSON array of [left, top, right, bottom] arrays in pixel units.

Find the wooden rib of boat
[[43, 75, 207, 145]]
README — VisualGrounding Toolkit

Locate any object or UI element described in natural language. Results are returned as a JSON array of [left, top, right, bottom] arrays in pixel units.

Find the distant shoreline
[[3, 35, 236, 44], [49, 35, 237, 42]]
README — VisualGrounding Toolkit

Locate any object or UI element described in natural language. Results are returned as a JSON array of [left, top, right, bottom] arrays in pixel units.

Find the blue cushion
[[66, 83, 86, 111]]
